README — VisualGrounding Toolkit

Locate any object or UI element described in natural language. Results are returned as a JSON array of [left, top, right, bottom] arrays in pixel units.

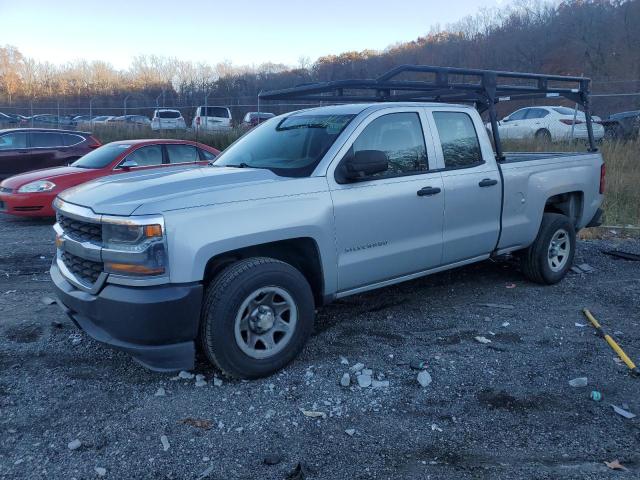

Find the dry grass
[[504, 139, 640, 227]]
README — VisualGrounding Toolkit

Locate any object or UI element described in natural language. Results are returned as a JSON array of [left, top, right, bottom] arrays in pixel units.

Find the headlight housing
[[102, 221, 168, 277], [18, 180, 56, 193]]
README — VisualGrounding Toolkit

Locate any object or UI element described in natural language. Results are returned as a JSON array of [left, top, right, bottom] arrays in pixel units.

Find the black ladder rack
[[259, 65, 598, 158]]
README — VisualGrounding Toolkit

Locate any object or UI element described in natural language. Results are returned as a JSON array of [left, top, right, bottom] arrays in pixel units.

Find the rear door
[[428, 109, 502, 264], [0, 131, 29, 178], [329, 108, 445, 292], [166, 144, 201, 166], [499, 108, 528, 139], [29, 131, 67, 169]]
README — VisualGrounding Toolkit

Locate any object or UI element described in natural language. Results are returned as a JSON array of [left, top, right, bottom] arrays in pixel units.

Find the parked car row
[[487, 105, 606, 142], [1, 107, 278, 132], [0, 128, 219, 217]]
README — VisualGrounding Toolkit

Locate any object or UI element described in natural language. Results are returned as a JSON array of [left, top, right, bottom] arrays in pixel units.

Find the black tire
[[535, 129, 552, 142], [199, 257, 314, 379], [521, 213, 576, 285]]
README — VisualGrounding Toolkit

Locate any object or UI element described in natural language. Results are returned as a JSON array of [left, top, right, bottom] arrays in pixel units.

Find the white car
[[151, 109, 187, 131], [192, 106, 232, 132], [487, 106, 604, 141]]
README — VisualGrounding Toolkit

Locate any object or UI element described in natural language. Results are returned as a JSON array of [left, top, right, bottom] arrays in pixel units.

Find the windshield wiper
[[226, 162, 252, 168], [277, 123, 326, 131]]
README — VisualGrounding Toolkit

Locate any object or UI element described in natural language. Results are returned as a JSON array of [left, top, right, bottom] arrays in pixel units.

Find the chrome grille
[[61, 251, 103, 285], [58, 214, 102, 244]]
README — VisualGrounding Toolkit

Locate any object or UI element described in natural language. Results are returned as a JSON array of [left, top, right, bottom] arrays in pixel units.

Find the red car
[[0, 139, 219, 217]]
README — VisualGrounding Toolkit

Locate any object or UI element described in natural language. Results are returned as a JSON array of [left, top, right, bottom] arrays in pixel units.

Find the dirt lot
[[1, 214, 639, 480]]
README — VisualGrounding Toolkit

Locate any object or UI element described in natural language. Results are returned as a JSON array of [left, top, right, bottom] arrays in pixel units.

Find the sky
[[1, 0, 508, 69]]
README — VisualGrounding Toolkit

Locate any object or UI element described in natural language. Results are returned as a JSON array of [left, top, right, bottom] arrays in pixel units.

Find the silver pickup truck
[[51, 66, 606, 378]]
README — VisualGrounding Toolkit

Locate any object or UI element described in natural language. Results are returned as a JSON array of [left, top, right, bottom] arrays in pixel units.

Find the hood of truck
[[58, 166, 293, 216]]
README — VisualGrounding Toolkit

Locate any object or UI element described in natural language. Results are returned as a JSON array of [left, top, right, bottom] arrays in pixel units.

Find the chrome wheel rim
[[548, 229, 570, 272], [234, 286, 297, 359]]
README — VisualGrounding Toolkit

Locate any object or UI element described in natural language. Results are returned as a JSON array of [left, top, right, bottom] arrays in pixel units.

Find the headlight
[[18, 180, 56, 193], [102, 221, 168, 277]]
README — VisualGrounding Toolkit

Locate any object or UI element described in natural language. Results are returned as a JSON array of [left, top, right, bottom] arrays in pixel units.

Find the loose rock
[[357, 374, 372, 388], [340, 373, 351, 387], [178, 371, 194, 380], [362, 368, 373, 376], [345, 428, 356, 436], [350, 363, 365, 374], [213, 377, 223, 387], [569, 377, 588, 388], [154, 387, 166, 397], [371, 379, 389, 389], [474, 336, 492, 344], [67, 439, 81, 451], [340, 356, 349, 365], [41, 296, 56, 305], [160, 435, 170, 451], [94, 467, 106, 477], [417, 371, 432, 388], [195, 379, 207, 387]]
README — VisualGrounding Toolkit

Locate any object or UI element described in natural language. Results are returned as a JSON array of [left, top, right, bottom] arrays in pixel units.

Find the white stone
[[417, 371, 432, 388]]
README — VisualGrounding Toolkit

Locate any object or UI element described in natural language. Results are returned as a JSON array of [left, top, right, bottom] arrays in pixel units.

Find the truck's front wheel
[[521, 213, 576, 284], [199, 257, 314, 378]]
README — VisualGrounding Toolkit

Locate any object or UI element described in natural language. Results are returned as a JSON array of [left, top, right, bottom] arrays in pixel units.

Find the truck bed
[[502, 152, 589, 163]]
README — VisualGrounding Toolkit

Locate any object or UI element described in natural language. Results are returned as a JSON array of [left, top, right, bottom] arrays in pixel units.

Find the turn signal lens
[[104, 262, 165, 275], [144, 224, 163, 238]]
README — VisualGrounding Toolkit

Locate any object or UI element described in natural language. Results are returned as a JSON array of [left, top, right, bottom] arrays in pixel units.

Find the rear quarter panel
[[498, 152, 604, 251]]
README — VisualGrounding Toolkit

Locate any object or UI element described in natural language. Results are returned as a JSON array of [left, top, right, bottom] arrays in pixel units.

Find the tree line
[[0, 0, 638, 118]]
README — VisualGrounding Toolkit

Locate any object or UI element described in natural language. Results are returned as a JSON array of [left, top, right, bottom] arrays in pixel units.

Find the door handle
[[479, 178, 498, 187], [417, 186, 441, 197]]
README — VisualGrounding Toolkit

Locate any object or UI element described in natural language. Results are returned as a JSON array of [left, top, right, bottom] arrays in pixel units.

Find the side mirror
[[502, 117, 510, 123], [342, 150, 388, 181], [120, 159, 138, 170]]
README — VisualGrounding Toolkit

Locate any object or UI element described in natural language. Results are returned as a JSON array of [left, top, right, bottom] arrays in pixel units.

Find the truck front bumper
[[50, 262, 203, 372]]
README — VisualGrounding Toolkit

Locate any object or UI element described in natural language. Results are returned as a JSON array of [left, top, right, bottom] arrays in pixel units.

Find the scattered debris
[[362, 368, 373, 376], [69, 333, 82, 346], [505, 283, 517, 289], [340, 356, 349, 365], [345, 428, 356, 436], [357, 374, 372, 388], [501, 322, 510, 327], [195, 378, 207, 387], [286, 462, 308, 480], [349, 363, 365, 374], [67, 439, 81, 451], [431, 424, 443, 432], [160, 435, 170, 451], [570, 266, 584, 274], [603, 250, 640, 262], [94, 467, 106, 477], [340, 373, 351, 387], [604, 459, 628, 471], [574, 322, 587, 328], [417, 371, 432, 388], [611, 404, 636, 419], [181, 418, 212, 430], [264, 454, 282, 465], [196, 465, 215, 479], [41, 296, 56, 305], [575, 263, 595, 273], [371, 379, 390, 389], [213, 377, 223, 387], [410, 360, 428, 370], [474, 336, 492, 344], [178, 371, 194, 380], [301, 409, 327, 419], [479, 303, 515, 310], [590, 391, 602, 401], [154, 387, 166, 397], [569, 377, 588, 388]]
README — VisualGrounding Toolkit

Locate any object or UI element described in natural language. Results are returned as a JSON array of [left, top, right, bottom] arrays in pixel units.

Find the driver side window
[[347, 112, 428, 179]]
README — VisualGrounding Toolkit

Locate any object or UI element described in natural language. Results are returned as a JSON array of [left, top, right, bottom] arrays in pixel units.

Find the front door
[[329, 109, 445, 293], [429, 110, 502, 264]]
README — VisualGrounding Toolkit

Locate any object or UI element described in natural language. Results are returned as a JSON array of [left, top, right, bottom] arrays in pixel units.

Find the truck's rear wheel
[[521, 213, 575, 284], [199, 257, 314, 379]]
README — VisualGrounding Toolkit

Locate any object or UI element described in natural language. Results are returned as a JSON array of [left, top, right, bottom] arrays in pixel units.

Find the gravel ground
[[1, 214, 639, 480]]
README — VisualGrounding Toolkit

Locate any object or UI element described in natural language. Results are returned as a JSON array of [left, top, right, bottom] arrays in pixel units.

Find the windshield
[[214, 114, 355, 177], [71, 143, 131, 169]]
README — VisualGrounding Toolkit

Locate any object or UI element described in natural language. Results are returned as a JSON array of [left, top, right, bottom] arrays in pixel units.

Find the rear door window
[[0, 132, 27, 150], [199, 148, 216, 161], [525, 108, 550, 119], [166, 144, 198, 164], [123, 145, 164, 167], [62, 134, 85, 146], [203, 107, 229, 118], [30, 132, 63, 148], [433, 111, 483, 169]]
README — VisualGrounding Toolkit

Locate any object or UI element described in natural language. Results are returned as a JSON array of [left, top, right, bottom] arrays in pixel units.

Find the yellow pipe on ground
[[583, 308, 639, 376]]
